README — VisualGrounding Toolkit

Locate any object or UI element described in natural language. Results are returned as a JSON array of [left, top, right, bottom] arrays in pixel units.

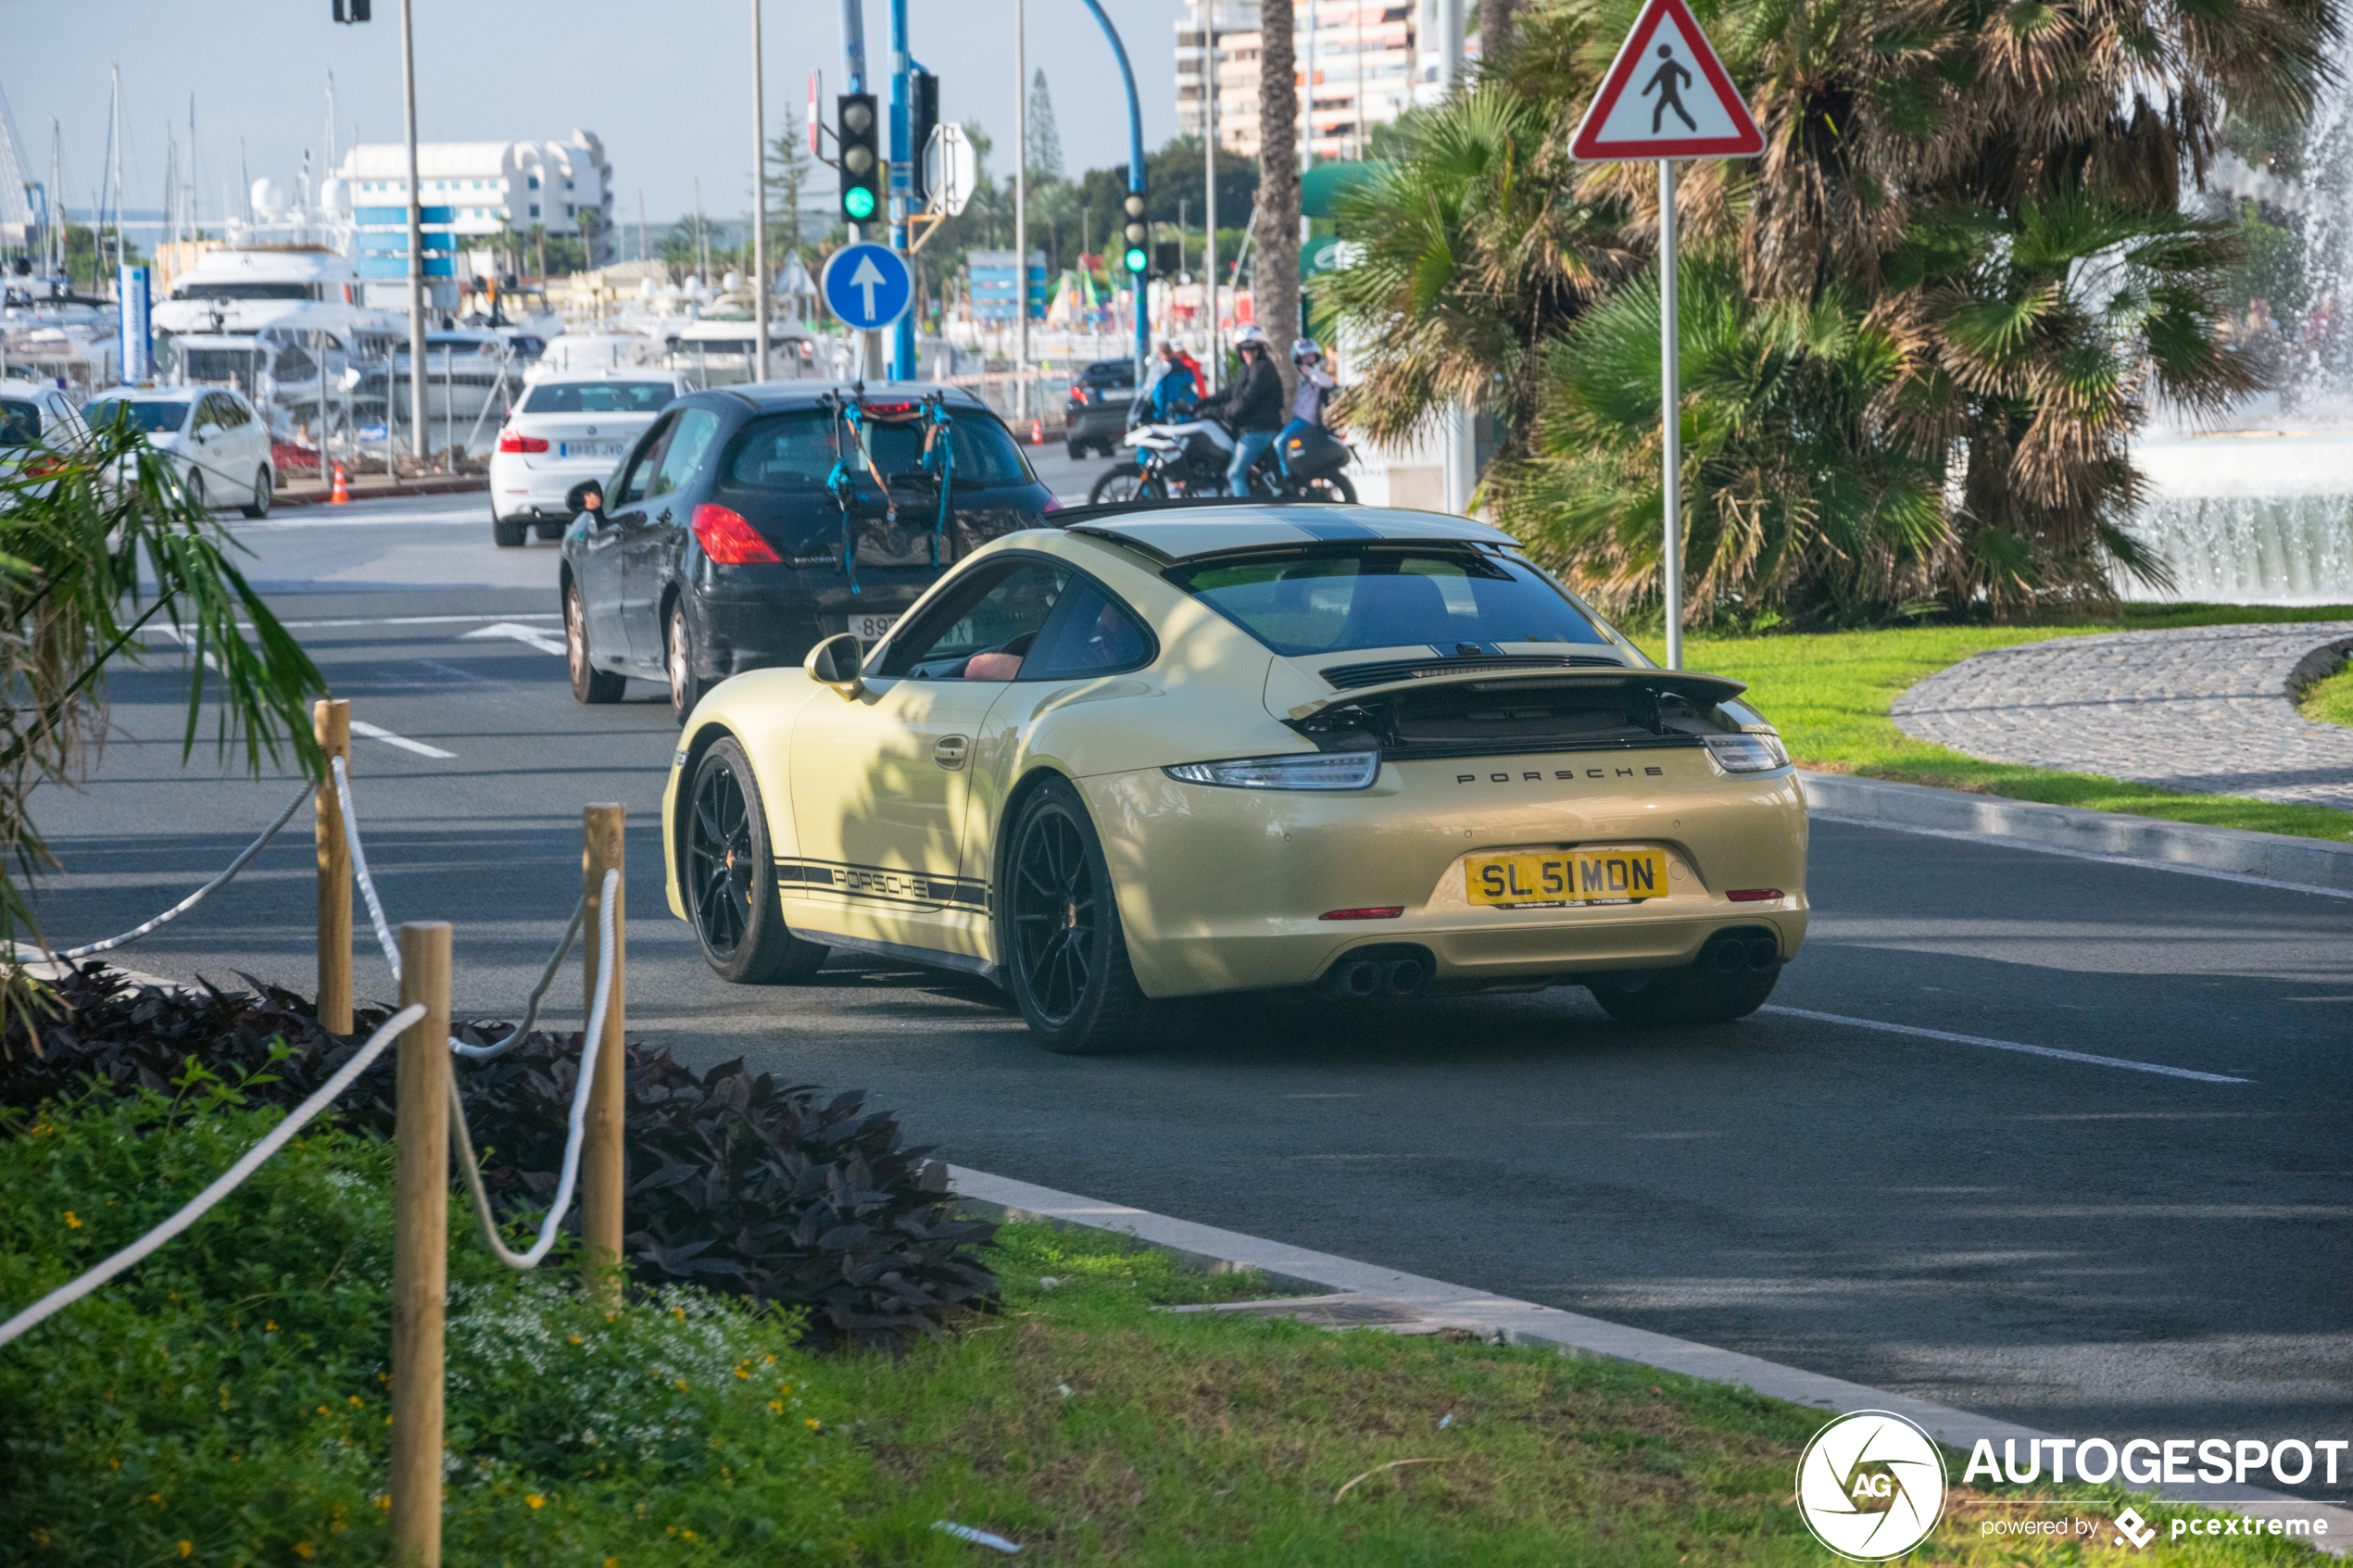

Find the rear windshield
[[715, 408, 1035, 494], [1169, 546, 1614, 656], [0, 398, 40, 447], [88, 399, 191, 434], [522, 382, 674, 415]]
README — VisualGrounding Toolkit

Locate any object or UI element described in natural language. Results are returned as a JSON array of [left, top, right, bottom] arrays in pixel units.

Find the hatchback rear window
[[1168, 546, 1614, 656], [522, 382, 675, 414], [87, 400, 191, 435], [715, 408, 1036, 494]]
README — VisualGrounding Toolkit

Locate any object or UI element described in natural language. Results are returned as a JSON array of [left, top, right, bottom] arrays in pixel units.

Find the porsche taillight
[[691, 503, 782, 565]]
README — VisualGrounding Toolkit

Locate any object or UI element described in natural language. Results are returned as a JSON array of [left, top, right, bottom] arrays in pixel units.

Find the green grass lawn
[[2298, 657, 2353, 728], [4, 1091, 2333, 1565], [1636, 604, 2353, 843]]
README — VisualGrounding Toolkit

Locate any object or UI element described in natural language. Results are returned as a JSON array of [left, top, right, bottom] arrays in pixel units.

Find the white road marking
[[1759, 1005, 2250, 1084], [349, 720, 458, 759], [461, 621, 569, 657], [1809, 812, 2353, 901], [278, 611, 561, 631]]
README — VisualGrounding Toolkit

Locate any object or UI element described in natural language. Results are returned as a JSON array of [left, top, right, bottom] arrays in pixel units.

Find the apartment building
[[333, 131, 617, 265], [1176, 2, 1461, 162]]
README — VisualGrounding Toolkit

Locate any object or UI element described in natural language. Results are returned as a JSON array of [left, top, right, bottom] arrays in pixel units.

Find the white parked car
[[85, 384, 275, 519], [489, 370, 690, 546]]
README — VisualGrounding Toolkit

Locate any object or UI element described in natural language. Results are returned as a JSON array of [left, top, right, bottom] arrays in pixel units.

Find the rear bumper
[[688, 568, 940, 677], [488, 453, 607, 517], [1077, 756, 1809, 998]]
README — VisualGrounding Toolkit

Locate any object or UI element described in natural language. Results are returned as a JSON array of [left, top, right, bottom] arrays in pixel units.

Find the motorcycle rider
[[1277, 337, 1338, 476], [1191, 323, 1284, 495], [1147, 340, 1199, 420]]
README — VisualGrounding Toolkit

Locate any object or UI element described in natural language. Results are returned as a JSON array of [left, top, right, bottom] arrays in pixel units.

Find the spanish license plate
[[847, 611, 901, 644], [558, 440, 626, 459], [1466, 847, 1667, 907]]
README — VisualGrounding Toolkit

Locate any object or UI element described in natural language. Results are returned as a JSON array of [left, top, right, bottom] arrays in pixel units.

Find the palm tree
[[527, 222, 547, 282], [1254, 0, 1301, 395]]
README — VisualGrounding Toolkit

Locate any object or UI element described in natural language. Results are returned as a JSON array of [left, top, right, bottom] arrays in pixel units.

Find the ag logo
[[1794, 1410, 1947, 1561]]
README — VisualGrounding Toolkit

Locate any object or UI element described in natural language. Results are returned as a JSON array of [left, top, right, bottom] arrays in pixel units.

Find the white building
[[1176, 2, 1459, 163], [333, 132, 616, 266]]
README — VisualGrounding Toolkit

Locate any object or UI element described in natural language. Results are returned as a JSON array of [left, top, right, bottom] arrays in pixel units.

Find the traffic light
[[908, 71, 939, 204], [332, 0, 371, 19], [1153, 240, 1181, 279], [837, 94, 882, 224], [1121, 193, 1148, 277]]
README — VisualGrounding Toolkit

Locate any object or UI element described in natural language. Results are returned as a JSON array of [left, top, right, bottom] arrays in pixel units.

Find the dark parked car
[[1063, 358, 1138, 458], [560, 382, 1055, 719]]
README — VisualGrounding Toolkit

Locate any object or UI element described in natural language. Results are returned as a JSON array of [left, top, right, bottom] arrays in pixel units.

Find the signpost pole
[[398, 0, 429, 472], [752, 0, 772, 383], [1658, 157, 1680, 671]]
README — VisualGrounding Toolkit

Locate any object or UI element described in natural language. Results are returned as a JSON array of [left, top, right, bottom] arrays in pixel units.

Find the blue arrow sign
[[821, 242, 914, 331]]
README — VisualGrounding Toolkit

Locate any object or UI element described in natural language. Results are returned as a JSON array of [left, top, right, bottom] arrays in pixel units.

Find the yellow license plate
[[1467, 848, 1667, 907]]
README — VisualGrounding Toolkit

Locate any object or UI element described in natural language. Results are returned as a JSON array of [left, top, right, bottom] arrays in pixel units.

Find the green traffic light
[[844, 187, 876, 220], [1125, 247, 1148, 273]]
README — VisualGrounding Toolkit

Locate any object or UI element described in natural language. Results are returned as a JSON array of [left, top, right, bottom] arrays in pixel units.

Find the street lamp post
[[751, 0, 770, 383], [399, 0, 429, 470]]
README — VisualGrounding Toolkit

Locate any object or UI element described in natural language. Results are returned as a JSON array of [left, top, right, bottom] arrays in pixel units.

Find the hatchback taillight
[[691, 503, 782, 565], [497, 431, 548, 454]]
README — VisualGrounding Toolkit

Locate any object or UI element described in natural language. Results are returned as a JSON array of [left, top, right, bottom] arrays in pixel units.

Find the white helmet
[[1230, 323, 1268, 350], [1291, 336, 1323, 363]]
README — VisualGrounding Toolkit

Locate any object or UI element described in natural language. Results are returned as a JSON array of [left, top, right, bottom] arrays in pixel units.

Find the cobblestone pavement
[[1890, 621, 2353, 811]]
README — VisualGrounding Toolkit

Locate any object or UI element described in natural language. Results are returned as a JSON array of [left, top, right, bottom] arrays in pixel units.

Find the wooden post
[[580, 804, 626, 1303], [314, 698, 353, 1034], [389, 922, 451, 1568]]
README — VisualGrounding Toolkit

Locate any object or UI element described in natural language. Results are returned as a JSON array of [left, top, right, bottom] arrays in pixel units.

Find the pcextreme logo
[[1794, 1411, 1948, 1561]]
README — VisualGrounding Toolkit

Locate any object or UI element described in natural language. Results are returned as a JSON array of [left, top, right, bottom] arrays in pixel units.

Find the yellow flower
[[805, 1419, 820, 1430], [569, 1335, 584, 1346], [347, 1396, 363, 1408], [265, 1322, 278, 1333], [734, 1367, 750, 1379], [178, 1542, 193, 1558], [674, 1380, 689, 1391], [605, 1559, 620, 1567], [525, 1494, 545, 1510], [768, 1401, 784, 1414], [63, 1211, 82, 1229], [316, 1406, 331, 1416], [293, 1544, 315, 1560], [671, 1307, 686, 1320]]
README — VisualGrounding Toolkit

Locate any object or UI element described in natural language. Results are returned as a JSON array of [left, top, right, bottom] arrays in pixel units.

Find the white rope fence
[[453, 894, 585, 1064], [330, 755, 403, 981], [42, 778, 314, 962], [447, 871, 619, 1270], [0, 1001, 428, 1349]]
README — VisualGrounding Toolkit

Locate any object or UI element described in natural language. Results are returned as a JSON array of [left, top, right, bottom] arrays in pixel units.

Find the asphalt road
[[36, 485, 2353, 1501]]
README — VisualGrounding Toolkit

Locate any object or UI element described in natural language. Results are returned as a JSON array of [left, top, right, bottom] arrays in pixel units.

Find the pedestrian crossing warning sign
[[1569, 0, 1762, 161]]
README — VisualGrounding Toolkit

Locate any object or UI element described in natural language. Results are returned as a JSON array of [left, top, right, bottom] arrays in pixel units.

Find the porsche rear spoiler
[[1277, 664, 1748, 723]]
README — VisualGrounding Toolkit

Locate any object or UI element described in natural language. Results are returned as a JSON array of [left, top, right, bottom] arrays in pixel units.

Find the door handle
[[933, 735, 970, 771]]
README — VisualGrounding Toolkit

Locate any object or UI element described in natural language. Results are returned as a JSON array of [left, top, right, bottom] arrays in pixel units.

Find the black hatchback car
[[1063, 358, 1138, 458], [560, 382, 1055, 719]]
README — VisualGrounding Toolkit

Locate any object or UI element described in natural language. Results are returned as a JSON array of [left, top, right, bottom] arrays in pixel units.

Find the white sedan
[[84, 384, 274, 518], [489, 370, 690, 546]]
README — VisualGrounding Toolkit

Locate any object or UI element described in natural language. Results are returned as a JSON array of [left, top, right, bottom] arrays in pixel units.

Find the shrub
[[0, 963, 995, 1346]]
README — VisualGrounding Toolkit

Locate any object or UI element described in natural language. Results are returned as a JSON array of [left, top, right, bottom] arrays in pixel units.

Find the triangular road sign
[[1570, 0, 1762, 162]]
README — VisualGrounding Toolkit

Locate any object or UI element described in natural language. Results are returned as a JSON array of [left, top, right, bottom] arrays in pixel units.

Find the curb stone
[[1796, 770, 2353, 895], [950, 1165, 2353, 1550]]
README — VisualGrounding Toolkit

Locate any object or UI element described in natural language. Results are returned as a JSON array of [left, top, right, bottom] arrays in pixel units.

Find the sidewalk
[[272, 474, 489, 508]]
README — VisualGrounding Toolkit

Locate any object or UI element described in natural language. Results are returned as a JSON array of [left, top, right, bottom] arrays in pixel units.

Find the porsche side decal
[[776, 858, 989, 910]]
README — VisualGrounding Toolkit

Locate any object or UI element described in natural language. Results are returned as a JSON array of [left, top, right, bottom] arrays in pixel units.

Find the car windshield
[[87, 399, 191, 435], [522, 382, 674, 415], [1168, 546, 1616, 657], [715, 408, 1035, 494], [0, 398, 41, 447]]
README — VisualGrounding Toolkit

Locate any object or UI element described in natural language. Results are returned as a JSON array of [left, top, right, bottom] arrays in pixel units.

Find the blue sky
[[6, 0, 1189, 229]]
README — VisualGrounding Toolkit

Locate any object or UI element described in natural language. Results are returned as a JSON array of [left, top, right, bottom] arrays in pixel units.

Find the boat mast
[[111, 63, 125, 292]]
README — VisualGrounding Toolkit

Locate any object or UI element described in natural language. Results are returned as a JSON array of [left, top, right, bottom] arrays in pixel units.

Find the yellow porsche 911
[[660, 505, 1807, 1052]]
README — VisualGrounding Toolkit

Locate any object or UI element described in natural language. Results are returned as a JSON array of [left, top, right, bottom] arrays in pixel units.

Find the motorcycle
[[1087, 404, 1358, 507]]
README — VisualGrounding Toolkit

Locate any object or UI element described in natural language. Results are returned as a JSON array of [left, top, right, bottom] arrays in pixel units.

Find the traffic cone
[[1031, 417, 1044, 445], [330, 462, 350, 505]]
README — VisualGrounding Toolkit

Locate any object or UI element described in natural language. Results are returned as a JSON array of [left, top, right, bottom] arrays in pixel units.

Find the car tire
[[182, 469, 207, 514], [1087, 462, 1147, 507], [1066, 439, 1085, 460], [1297, 473, 1356, 504], [666, 599, 711, 722], [1588, 939, 1780, 1026], [534, 520, 565, 540], [1000, 776, 1154, 1054], [565, 580, 626, 704], [494, 514, 529, 547], [240, 467, 271, 520], [684, 737, 828, 985]]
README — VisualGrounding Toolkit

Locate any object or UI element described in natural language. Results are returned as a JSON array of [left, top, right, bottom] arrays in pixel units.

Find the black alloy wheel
[[684, 737, 827, 984], [566, 580, 625, 704], [1001, 777, 1151, 1053]]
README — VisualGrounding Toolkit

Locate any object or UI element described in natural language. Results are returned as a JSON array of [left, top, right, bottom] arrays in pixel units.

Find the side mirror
[[566, 478, 604, 516], [804, 632, 866, 696]]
